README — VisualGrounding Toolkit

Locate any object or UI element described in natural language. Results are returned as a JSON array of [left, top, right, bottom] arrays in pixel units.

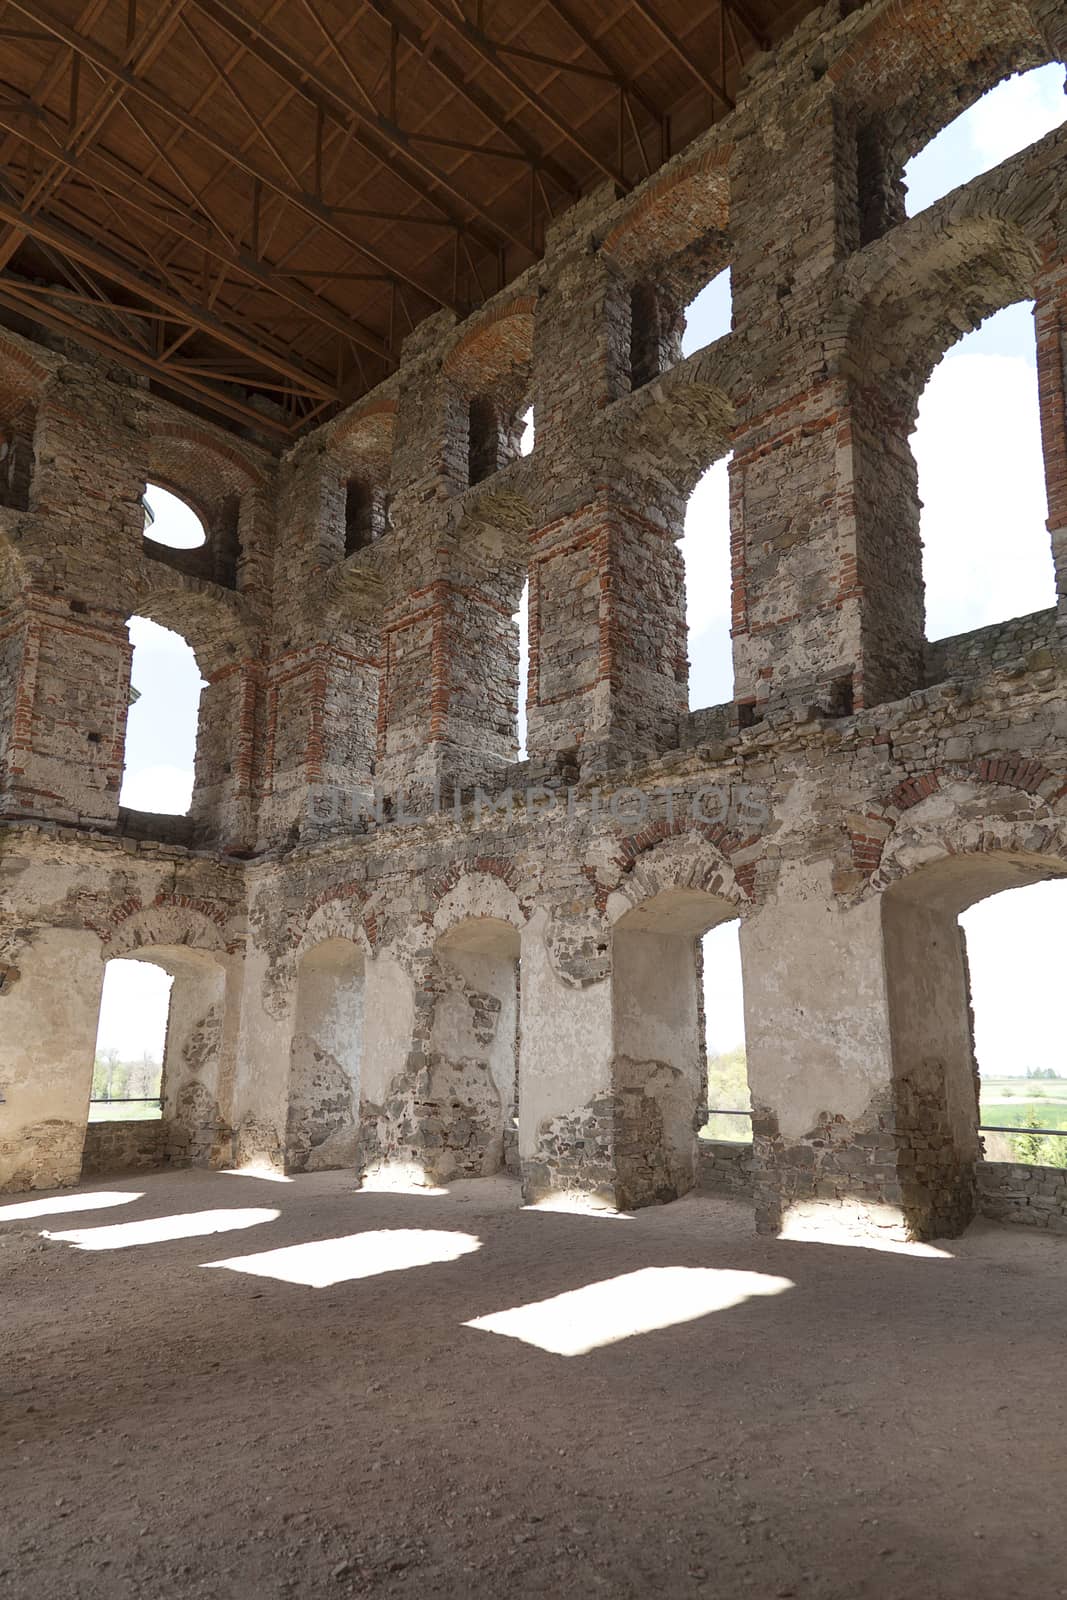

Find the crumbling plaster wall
[[1, 0, 1066, 1236]]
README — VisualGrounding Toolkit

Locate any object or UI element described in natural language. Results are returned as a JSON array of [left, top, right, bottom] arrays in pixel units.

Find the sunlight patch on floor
[[464, 1265, 793, 1356], [203, 1228, 482, 1287], [0, 1191, 143, 1223], [44, 1207, 280, 1249], [220, 1166, 294, 1184]]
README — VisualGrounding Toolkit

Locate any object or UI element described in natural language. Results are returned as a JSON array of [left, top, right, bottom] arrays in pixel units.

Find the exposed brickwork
[[2, 0, 1067, 1241]]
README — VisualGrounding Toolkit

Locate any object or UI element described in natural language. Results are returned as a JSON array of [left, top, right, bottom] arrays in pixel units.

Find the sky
[[98, 65, 1066, 1097]]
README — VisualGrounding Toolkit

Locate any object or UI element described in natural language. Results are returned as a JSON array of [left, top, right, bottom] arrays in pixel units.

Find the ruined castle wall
[[1, 0, 1066, 1233]]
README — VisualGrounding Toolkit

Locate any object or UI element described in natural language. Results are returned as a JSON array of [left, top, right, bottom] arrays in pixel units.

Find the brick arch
[[126, 573, 258, 679], [605, 824, 755, 919], [847, 761, 1067, 890], [601, 147, 731, 282], [294, 894, 376, 962], [431, 870, 526, 943], [326, 396, 397, 483], [443, 295, 537, 394], [86, 893, 237, 957], [146, 421, 266, 517], [0, 333, 49, 433], [828, 0, 1051, 176]]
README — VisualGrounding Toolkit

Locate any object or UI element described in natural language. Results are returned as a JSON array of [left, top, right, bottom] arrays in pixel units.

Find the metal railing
[[980, 1124, 1067, 1138], [89, 1097, 162, 1108]]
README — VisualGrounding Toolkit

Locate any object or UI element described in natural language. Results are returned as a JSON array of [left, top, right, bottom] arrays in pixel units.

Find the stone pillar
[[156, 953, 236, 1169], [0, 593, 131, 827], [264, 639, 378, 841], [1034, 268, 1067, 613], [610, 925, 701, 1208], [727, 86, 924, 715], [286, 940, 364, 1172], [741, 860, 977, 1241], [518, 909, 617, 1206], [190, 659, 264, 853], [0, 929, 103, 1191], [376, 559, 523, 794]]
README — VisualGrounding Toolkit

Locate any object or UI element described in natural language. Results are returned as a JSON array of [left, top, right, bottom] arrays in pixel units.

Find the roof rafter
[[189, 0, 531, 257], [4, 0, 458, 311], [0, 89, 392, 359]]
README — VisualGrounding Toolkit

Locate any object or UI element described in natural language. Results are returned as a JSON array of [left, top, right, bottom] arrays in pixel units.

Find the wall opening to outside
[[91, 958, 172, 1121], [682, 269, 732, 356], [961, 879, 1067, 1166], [914, 302, 1055, 641], [143, 483, 206, 549], [903, 65, 1067, 219], [680, 458, 733, 712], [700, 920, 748, 1141], [120, 617, 205, 815]]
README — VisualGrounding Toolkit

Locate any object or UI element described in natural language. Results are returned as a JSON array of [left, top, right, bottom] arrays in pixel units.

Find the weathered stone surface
[[1, 0, 1066, 1238]]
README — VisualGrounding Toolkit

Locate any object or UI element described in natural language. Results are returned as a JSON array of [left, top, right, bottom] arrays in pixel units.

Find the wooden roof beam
[[0, 192, 338, 396], [0, 276, 295, 437], [418, 0, 629, 189], [0, 91, 392, 359], [190, 0, 529, 257], [626, 0, 734, 111], [5, 0, 455, 311], [362, 0, 579, 202]]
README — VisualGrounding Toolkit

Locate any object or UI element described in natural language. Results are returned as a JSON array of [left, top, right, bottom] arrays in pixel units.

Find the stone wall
[[698, 1139, 754, 1197], [81, 1119, 167, 1178], [977, 1161, 1067, 1231], [1, 0, 1067, 1241]]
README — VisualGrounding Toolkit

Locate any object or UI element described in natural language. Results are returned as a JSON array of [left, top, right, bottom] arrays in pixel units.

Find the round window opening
[[143, 483, 207, 550]]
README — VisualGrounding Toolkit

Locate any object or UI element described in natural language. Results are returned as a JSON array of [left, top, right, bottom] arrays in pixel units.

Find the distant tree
[[92, 1047, 121, 1101]]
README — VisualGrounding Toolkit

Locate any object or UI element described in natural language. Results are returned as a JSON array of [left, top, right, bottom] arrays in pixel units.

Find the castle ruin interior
[[2, 0, 1067, 1594]]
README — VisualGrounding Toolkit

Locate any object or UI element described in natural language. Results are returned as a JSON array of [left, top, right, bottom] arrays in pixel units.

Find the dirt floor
[[2, 1168, 1067, 1600]]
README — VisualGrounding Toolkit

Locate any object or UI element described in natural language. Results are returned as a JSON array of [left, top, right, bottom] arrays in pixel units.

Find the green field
[[978, 1077, 1067, 1164], [87, 1101, 162, 1123]]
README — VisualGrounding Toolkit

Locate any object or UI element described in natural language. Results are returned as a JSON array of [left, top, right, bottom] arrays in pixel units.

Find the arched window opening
[[433, 918, 521, 1180], [519, 405, 534, 456], [142, 483, 206, 550], [120, 617, 205, 816], [0, 427, 34, 511], [961, 880, 1067, 1167], [904, 65, 1066, 219], [288, 939, 365, 1172], [700, 920, 749, 1142], [468, 395, 501, 485], [629, 280, 684, 391], [514, 578, 529, 761], [613, 889, 742, 1207], [344, 476, 389, 555], [680, 456, 733, 711], [90, 958, 171, 1122], [681, 268, 732, 357], [915, 302, 1055, 643]]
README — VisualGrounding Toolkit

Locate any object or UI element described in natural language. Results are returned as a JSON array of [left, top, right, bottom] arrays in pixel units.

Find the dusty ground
[[2, 1168, 1067, 1600]]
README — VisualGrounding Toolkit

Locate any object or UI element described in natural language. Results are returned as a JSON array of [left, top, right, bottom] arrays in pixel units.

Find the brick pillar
[[525, 492, 687, 763], [0, 928, 104, 1191], [741, 860, 978, 1242], [262, 639, 378, 842], [376, 561, 523, 794], [1035, 267, 1067, 611], [191, 660, 264, 854], [0, 592, 131, 827]]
